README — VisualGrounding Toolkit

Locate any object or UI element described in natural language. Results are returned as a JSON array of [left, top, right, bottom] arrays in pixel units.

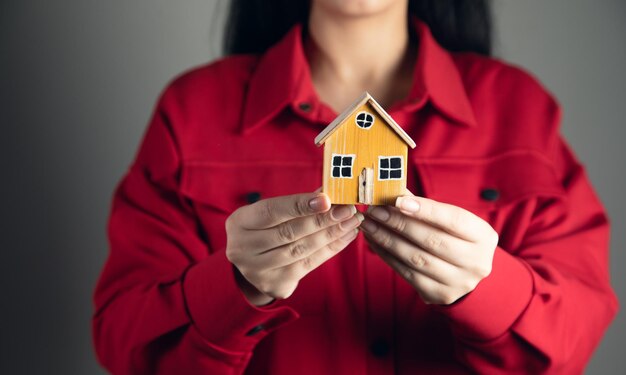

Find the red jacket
[[93, 19, 618, 374]]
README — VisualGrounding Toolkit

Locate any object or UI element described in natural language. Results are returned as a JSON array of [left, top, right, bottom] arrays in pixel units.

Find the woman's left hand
[[361, 194, 499, 305]]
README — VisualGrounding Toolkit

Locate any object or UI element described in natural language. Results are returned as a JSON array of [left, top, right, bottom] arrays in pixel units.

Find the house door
[[358, 168, 374, 205]]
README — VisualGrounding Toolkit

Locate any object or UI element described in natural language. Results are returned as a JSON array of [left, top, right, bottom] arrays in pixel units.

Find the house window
[[331, 154, 355, 178], [355, 111, 374, 129], [378, 156, 403, 180]]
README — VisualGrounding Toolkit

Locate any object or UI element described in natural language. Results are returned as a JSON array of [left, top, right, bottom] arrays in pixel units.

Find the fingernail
[[369, 207, 390, 222], [339, 215, 361, 230], [397, 197, 420, 213], [340, 229, 358, 241], [331, 205, 356, 221], [355, 212, 364, 222], [308, 195, 327, 212], [360, 219, 378, 233]]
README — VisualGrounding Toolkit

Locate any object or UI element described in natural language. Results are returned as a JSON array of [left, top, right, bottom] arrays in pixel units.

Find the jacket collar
[[240, 17, 476, 134], [409, 18, 477, 128]]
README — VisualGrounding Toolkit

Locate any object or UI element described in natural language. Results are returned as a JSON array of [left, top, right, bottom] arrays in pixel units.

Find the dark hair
[[223, 0, 492, 56]]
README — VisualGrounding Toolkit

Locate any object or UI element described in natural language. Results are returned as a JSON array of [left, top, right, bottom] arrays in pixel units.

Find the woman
[[93, 1, 618, 373]]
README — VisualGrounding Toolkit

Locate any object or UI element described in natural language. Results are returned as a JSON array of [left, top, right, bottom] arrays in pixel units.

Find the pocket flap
[[180, 161, 323, 213], [415, 151, 566, 210]]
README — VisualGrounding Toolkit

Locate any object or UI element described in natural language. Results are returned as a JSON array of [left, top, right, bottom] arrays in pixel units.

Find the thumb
[[401, 187, 416, 197]]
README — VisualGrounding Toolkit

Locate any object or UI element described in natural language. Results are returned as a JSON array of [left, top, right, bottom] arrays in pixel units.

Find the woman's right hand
[[225, 191, 363, 306]]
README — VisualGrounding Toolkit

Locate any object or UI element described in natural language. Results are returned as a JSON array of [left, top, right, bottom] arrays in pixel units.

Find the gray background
[[1, 1, 624, 374]]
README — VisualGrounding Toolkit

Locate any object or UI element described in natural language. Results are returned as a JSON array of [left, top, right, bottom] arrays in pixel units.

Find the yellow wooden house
[[315, 92, 416, 205]]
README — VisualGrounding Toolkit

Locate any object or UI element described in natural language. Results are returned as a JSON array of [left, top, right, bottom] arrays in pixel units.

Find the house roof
[[314, 92, 416, 149]]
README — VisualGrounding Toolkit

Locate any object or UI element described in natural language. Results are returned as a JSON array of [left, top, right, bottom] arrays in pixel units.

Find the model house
[[315, 92, 416, 205]]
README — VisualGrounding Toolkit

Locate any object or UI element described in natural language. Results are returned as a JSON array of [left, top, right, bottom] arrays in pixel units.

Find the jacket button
[[246, 324, 265, 336], [298, 102, 312, 112], [370, 338, 390, 357], [246, 192, 262, 204], [480, 188, 500, 202]]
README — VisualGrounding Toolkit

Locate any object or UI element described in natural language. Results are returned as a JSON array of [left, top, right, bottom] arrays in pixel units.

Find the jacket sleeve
[[435, 83, 619, 373], [92, 86, 299, 375]]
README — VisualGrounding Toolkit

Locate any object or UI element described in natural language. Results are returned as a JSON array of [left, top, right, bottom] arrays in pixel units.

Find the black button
[[246, 191, 262, 204], [246, 324, 265, 336], [370, 338, 390, 357], [298, 102, 312, 112], [480, 188, 500, 202]]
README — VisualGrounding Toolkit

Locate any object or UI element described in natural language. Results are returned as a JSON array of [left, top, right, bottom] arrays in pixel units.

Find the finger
[[360, 217, 461, 283], [365, 206, 469, 266], [279, 227, 359, 279], [395, 196, 488, 242], [237, 191, 331, 229], [257, 214, 363, 268], [243, 205, 357, 252], [368, 242, 452, 305]]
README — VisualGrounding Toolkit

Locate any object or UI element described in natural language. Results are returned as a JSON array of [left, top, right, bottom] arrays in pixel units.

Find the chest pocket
[[179, 161, 326, 314], [414, 151, 567, 249], [180, 160, 323, 233]]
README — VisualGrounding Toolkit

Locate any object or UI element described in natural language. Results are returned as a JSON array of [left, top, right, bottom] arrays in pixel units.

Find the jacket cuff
[[183, 250, 300, 353], [435, 247, 534, 340]]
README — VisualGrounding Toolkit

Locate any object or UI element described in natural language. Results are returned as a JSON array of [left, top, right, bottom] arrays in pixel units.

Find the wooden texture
[[322, 102, 408, 205], [358, 167, 374, 204]]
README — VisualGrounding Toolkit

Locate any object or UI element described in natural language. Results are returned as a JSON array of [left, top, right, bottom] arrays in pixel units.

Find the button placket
[[364, 244, 395, 373]]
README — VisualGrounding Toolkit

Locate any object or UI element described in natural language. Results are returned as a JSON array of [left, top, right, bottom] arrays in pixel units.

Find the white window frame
[[330, 153, 356, 179], [355, 111, 375, 129], [378, 155, 404, 181]]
